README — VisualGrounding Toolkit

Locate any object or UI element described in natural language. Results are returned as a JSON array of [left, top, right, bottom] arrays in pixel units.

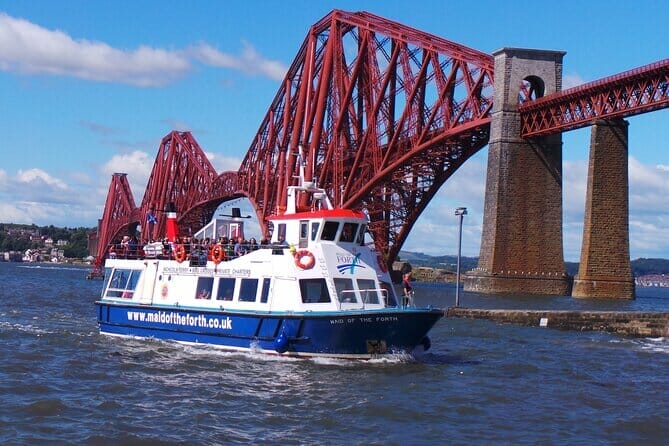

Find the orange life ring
[[294, 250, 315, 269], [211, 244, 226, 264], [377, 255, 388, 273], [173, 244, 187, 263]]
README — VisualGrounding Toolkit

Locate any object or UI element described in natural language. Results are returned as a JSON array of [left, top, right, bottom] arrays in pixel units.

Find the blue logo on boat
[[337, 253, 366, 274]]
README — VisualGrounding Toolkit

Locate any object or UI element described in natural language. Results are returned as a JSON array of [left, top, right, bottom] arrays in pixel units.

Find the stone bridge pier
[[572, 119, 634, 299], [465, 48, 572, 295], [465, 48, 634, 299]]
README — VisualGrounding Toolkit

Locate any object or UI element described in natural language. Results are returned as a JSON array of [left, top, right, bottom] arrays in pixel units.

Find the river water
[[1, 262, 667, 445]]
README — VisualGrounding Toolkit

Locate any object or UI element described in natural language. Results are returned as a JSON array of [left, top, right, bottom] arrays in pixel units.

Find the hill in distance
[[398, 251, 669, 277]]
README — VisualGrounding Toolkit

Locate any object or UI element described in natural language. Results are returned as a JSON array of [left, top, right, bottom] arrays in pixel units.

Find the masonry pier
[[572, 119, 635, 299], [464, 48, 571, 295]]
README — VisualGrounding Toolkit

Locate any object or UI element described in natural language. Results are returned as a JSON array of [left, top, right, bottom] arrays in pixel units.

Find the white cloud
[[100, 151, 154, 203], [189, 41, 287, 81], [16, 168, 68, 190], [0, 13, 191, 87], [402, 152, 487, 257], [562, 73, 587, 90], [0, 13, 287, 87], [402, 153, 669, 261], [205, 151, 243, 173]]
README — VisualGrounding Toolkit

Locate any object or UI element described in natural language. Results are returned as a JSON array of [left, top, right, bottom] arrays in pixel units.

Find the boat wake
[[610, 336, 669, 354], [18, 265, 86, 272]]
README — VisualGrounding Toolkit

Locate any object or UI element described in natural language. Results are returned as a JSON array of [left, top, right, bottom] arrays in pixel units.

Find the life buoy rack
[[173, 244, 187, 263], [377, 255, 388, 273], [211, 244, 226, 264], [294, 250, 315, 269]]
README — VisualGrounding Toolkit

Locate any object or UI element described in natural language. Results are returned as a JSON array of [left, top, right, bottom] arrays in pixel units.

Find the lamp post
[[454, 207, 467, 307]]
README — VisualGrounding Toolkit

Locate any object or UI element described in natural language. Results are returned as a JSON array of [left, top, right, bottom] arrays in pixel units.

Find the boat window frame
[[356, 224, 366, 245], [310, 222, 320, 241], [320, 221, 339, 241], [299, 278, 331, 303], [195, 277, 214, 300], [299, 220, 309, 248], [216, 277, 236, 301], [239, 278, 259, 302], [339, 222, 358, 243], [356, 278, 380, 305], [334, 277, 358, 303], [105, 268, 142, 299], [260, 278, 271, 303]]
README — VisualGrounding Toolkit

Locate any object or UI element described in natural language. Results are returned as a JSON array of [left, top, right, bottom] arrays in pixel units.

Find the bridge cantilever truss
[[520, 58, 669, 137], [94, 9, 667, 272], [239, 9, 494, 264]]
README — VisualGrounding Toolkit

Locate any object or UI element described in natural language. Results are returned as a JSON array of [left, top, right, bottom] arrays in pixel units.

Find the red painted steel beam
[[520, 58, 669, 137], [95, 173, 138, 260], [238, 9, 494, 263], [138, 131, 222, 242]]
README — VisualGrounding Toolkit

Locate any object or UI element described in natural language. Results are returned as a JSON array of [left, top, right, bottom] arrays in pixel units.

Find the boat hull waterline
[[97, 302, 442, 358]]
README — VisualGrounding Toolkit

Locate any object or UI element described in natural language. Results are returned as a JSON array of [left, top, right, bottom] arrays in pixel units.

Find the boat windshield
[[105, 268, 141, 298]]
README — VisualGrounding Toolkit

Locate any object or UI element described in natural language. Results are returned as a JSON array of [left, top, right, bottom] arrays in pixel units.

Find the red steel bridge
[[91, 10, 669, 271]]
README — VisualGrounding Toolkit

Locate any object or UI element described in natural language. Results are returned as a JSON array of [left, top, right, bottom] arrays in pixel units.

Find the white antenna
[[298, 143, 314, 189]]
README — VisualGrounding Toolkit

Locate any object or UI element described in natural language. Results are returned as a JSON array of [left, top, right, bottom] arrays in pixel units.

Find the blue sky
[[0, 0, 667, 261]]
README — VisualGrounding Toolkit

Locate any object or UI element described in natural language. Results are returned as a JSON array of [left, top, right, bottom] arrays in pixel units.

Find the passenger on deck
[[234, 237, 247, 257], [127, 236, 138, 259], [108, 243, 117, 259], [247, 237, 259, 251], [402, 272, 413, 306]]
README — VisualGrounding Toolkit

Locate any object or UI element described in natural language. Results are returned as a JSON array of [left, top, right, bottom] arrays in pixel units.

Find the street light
[[454, 207, 467, 307]]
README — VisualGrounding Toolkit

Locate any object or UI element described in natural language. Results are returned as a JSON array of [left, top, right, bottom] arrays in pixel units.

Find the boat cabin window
[[260, 278, 271, 303], [195, 277, 214, 300], [310, 222, 319, 241], [339, 222, 358, 243], [277, 223, 286, 242], [216, 277, 236, 301], [239, 278, 258, 302], [105, 268, 141, 299], [299, 220, 308, 248], [356, 224, 366, 245], [299, 278, 331, 303], [334, 278, 357, 303], [356, 278, 380, 304], [321, 221, 339, 241]]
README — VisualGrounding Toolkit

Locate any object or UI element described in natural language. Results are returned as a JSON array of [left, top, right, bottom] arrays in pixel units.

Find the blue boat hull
[[96, 302, 443, 358]]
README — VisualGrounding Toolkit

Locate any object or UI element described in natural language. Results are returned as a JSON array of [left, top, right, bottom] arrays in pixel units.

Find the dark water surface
[[1, 262, 668, 445]]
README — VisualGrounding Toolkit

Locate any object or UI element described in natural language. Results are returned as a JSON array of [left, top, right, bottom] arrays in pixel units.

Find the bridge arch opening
[[519, 75, 545, 103]]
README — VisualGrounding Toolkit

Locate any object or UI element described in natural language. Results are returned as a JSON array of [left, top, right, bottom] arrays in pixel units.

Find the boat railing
[[402, 290, 416, 308], [105, 242, 288, 263], [338, 288, 412, 310]]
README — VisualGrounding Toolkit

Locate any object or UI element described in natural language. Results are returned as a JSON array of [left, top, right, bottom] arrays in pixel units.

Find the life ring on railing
[[294, 250, 315, 269], [211, 244, 226, 264], [173, 244, 187, 263], [377, 255, 388, 273]]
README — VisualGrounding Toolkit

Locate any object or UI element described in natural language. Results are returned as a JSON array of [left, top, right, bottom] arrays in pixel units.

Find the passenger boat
[[95, 153, 443, 359]]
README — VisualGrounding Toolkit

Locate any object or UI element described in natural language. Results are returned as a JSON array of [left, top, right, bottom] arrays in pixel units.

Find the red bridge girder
[[520, 58, 669, 137], [94, 131, 242, 260], [239, 9, 494, 263], [94, 173, 138, 259]]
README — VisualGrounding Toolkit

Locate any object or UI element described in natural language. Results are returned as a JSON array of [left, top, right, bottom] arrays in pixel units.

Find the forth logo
[[337, 253, 366, 274]]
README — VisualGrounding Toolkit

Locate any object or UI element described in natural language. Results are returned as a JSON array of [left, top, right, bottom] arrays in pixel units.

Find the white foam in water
[[18, 265, 85, 272], [0, 320, 53, 336], [637, 337, 669, 354]]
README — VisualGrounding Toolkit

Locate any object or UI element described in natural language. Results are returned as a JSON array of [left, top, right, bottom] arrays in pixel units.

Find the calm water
[[1, 262, 668, 445]]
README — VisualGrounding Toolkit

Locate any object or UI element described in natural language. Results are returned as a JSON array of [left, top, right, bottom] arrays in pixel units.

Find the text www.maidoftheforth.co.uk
[[126, 311, 232, 329]]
